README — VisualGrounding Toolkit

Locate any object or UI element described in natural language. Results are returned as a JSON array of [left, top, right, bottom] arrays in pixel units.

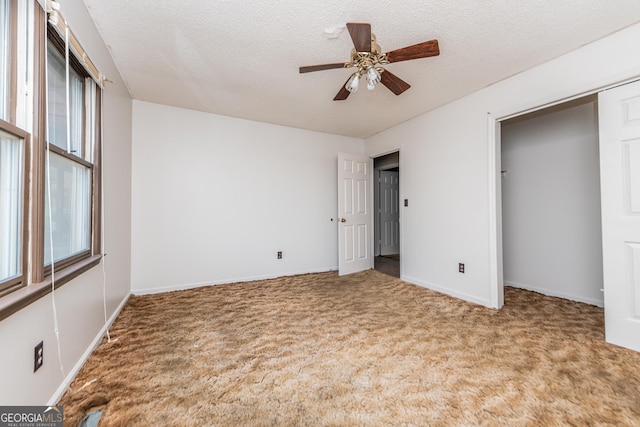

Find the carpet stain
[[58, 270, 640, 426]]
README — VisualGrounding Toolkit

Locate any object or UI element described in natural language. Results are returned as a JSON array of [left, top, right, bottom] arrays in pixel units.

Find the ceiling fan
[[299, 22, 440, 101]]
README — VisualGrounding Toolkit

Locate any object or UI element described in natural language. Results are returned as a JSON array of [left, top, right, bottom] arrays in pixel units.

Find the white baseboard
[[401, 274, 492, 308], [48, 292, 131, 405], [132, 268, 339, 296], [504, 280, 604, 307]]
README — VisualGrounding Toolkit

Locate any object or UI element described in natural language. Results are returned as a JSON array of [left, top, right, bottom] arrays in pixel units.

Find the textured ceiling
[[82, 0, 640, 138]]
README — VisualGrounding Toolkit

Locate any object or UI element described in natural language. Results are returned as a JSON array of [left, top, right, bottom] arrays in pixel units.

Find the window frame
[[0, 1, 103, 321], [0, 0, 17, 123], [0, 0, 27, 296], [0, 118, 30, 297], [39, 20, 101, 276]]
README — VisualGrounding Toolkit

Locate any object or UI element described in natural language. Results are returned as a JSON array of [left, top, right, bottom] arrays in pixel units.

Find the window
[[0, 0, 26, 298], [0, 1, 103, 319], [46, 42, 84, 154], [0, 122, 27, 296], [44, 30, 99, 269], [0, 0, 11, 120]]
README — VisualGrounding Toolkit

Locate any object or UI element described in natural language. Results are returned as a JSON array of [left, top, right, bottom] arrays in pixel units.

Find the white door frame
[[370, 149, 403, 277], [487, 77, 640, 310]]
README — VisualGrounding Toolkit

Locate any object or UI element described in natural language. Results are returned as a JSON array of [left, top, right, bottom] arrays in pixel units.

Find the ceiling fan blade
[[299, 63, 347, 73], [380, 70, 411, 95], [333, 78, 352, 101], [346, 22, 371, 52], [386, 39, 440, 63]]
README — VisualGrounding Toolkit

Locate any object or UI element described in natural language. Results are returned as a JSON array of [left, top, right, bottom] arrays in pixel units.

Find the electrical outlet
[[277, 251, 282, 259], [459, 263, 465, 273], [34, 341, 43, 372]]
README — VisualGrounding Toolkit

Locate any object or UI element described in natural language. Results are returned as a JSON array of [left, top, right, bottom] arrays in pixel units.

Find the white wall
[[131, 101, 364, 293], [0, 1, 132, 404], [501, 99, 603, 306], [365, 22, 640, 307]]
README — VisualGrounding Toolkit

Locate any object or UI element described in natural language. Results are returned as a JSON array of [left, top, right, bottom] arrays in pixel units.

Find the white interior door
[[598, 81, 640, 352], [338, 152, 373, 276], [379, 170, 399, 256]]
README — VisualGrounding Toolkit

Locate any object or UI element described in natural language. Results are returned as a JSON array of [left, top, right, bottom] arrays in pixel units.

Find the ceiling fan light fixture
[[366, 66, 381, 85], [299, 22, 440, 100], [367, 80, 376, 91], [345, 72, 360, 93]]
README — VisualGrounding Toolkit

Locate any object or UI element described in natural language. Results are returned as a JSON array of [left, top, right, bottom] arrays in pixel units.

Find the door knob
[[340, 218, 347, 223]]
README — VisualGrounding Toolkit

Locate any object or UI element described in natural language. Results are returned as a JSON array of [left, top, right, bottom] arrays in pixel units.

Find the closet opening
[[500, 94, 603, 308]]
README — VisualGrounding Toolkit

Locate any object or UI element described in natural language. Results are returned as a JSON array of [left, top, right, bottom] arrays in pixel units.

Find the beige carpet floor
[[59, 270, 640, 426]]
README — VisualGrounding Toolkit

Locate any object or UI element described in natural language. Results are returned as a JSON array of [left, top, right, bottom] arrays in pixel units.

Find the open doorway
[[373, 151, 400, 278], [500, 95, 604, 307]]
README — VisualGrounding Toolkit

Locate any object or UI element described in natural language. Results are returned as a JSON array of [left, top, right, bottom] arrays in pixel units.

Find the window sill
[[0, 255, 102, 322]]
